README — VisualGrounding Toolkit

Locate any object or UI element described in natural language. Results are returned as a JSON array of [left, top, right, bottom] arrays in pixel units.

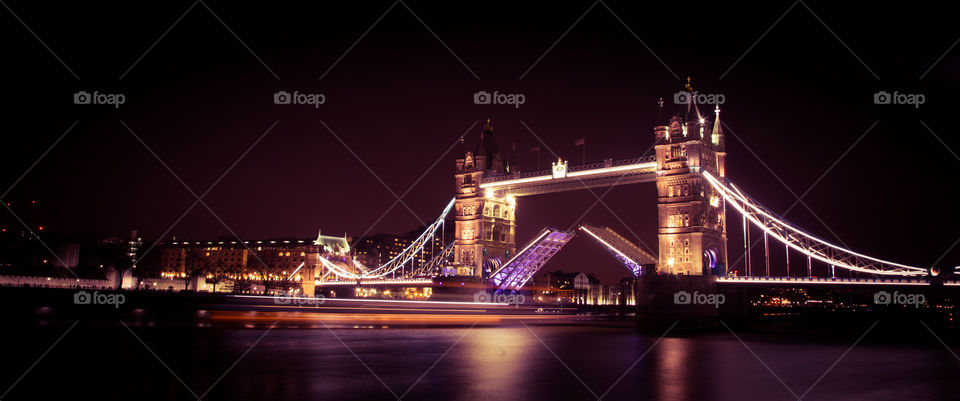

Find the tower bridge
[[447, 89, 727, 279], [307, 84, 955, 297]]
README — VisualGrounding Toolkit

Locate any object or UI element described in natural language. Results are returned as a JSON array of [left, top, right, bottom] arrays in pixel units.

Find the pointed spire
[[456, 132, 468, 161], [675, 77, 702, 124], [475, 118, 498, 157], [712, 105, 723, 136], [711, 104, 723, 146], [687, 91, 702, 125], [477, 123, 488, 156], [657, 97, 664, 123]]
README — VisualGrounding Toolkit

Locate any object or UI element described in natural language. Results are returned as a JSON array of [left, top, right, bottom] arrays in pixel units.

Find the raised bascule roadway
[[308, 86, 958, 294]]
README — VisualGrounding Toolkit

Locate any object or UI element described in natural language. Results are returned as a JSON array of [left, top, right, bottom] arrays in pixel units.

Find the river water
[[1, 317, 957, 401]]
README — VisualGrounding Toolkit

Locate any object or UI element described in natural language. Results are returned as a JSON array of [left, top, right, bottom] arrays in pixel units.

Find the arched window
[[493, 205, 500, 218]]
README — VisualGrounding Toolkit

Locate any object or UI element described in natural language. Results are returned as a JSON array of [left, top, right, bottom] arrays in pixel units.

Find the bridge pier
[[302, 251, 320, 298], [636, 275, 721, 332]]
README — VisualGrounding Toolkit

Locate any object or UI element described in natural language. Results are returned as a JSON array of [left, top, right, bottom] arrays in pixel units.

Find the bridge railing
[[317, 198, 455, 280], [408, 242, 454, 277]]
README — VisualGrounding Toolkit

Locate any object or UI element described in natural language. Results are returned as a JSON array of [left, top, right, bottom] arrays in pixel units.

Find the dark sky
[[2, 1, 958, 282]]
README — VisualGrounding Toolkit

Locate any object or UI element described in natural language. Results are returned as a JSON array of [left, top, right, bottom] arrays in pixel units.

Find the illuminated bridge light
[[490, 228, 576, 291], [716, 276, 932, 286], [478, 157, 657, 191], [318, 198, 455, 280], [579, 224, 654, 277], [703, 172, 927, 277]]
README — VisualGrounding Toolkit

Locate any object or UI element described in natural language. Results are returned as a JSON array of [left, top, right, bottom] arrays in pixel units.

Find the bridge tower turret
[[654, 80, 728, 275], [451, 120, 517, 277]]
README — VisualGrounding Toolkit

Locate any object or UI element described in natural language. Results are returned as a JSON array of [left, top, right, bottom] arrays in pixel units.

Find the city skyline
[[3, 1, 958, 282], [3, 3, 960, 401]]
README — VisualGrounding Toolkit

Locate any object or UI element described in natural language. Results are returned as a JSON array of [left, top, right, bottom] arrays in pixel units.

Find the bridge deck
[[491, 228, 576, 291], [480, 157, 656, 196], [717, 276, 960, 286], [580, 224, 656, 276], [316, 278, 433, 286]]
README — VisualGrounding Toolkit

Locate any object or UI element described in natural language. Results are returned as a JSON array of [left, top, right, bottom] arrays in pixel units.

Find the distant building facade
[[353, 233, 443, 269], [531, 270, 577, 303], [573, 272, 636, 306], [100, 230, 142, 267], [159, 233, 350, 281], [159, 229, 445, 282]]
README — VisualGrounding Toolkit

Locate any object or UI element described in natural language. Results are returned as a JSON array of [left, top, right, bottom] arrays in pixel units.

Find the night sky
[[2, 1, 958, 282]]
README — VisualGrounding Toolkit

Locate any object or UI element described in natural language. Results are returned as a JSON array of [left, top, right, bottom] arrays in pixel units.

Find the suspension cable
[[703, 172, 927, 276]]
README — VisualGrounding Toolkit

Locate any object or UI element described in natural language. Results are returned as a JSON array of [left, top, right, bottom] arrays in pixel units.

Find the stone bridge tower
[[654, 82, 728, 275], [452, 120, 517, 277]]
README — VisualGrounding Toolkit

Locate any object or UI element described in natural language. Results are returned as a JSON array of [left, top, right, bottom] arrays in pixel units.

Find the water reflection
[[461, 327, 537, 400], [2, 323, 959, 401], [655, 337, 693, 401]]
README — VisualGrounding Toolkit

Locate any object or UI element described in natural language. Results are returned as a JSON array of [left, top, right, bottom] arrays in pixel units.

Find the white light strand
[[579, 225, 642, 274], [703, 172, 926, 276], [318, 257, 361, 279], [361, 198, 455, 278]]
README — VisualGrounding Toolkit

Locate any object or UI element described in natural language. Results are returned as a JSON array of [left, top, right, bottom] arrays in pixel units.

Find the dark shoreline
[[1, 286, 956, 342]]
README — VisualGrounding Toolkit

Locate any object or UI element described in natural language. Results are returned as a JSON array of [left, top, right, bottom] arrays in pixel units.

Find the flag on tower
[[531, 145, 542, 170], [574, 138, 585, 146]]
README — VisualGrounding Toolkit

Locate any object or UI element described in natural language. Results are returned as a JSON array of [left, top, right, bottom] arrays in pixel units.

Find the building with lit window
[[158, 233, 350, 281], [353, 232, 443, 269], [531, 270, 577, 303]]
